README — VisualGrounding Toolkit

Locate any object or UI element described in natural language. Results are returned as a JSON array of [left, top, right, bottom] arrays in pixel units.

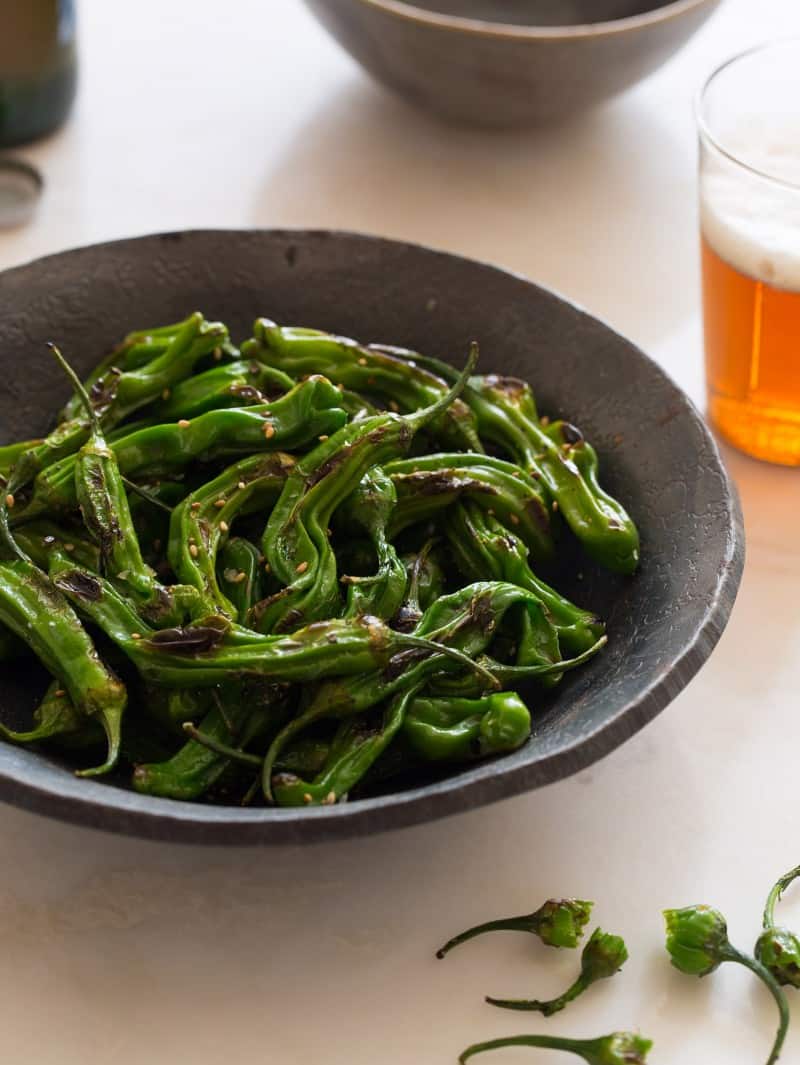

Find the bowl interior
[[382, 0, 679, 28], [0, 230, 742, 842]]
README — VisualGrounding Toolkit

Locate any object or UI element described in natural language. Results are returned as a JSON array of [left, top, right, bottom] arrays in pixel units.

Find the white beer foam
[[701, 120, 800, 292]]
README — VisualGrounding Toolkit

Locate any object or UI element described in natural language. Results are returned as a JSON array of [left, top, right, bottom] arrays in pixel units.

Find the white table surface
[[1, 2, 799, 1063]]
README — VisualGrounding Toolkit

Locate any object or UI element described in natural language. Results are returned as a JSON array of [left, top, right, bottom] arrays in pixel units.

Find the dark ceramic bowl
[[303, 0, 723, 126], [0, 230, 743, 843]]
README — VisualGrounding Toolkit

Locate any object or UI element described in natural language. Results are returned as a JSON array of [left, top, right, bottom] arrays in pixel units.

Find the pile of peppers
[[0, 313, 639, 806]]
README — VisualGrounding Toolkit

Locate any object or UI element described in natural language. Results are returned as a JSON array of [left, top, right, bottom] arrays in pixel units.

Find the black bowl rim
[[0, 227, 745, 845], [350, 0, 720, 40]]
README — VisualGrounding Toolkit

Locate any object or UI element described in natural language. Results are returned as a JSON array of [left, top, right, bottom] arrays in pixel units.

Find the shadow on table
[[250, 79, 697, 351]]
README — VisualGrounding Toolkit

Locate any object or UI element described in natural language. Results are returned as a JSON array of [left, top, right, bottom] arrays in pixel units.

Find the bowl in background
[[0, 229, 743, 843], [302, 0, 723, 126]]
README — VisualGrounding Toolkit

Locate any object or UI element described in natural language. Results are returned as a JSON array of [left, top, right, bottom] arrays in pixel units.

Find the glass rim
[[695, 37, 800, 194]]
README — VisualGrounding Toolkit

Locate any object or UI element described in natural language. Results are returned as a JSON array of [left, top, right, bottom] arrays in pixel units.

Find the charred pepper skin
[[243, 318, 484, 451], [0, 558, 126, 774]]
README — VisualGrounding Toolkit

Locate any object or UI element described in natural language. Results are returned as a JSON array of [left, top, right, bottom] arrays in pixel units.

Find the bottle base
[[708, 394, 800, 466]]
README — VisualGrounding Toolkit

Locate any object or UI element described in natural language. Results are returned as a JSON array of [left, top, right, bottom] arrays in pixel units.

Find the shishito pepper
[[0, 558, 126, 774], [254, 347, 478, 634], [15, 375, 346, 520], [386, 347, 640, 575], [243, 318, 484, 451]]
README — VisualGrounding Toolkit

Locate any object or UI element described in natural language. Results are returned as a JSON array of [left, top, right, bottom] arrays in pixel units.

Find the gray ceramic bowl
[[0, 229, 743, 843], [303, 0, 723, 126]]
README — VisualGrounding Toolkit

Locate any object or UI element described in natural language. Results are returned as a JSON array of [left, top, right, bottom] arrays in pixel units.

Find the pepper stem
[[459, 1034, 586, 1064], [436, 916, 540, 959], [181, 722, 262, 767], [487, 975, 588, 1015], [406, 342, 478, 433], [48, 341, 101, 432], [722, 945, 789, 1065], [763, 865, 800, 930]]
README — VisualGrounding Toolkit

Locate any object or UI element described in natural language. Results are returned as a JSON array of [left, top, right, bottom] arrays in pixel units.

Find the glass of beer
[[698, 40, 800, 466]]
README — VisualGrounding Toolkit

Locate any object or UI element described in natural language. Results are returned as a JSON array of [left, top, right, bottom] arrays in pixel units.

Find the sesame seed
[[263, 422, 275, 439], [389, 401, 399, 412], [233, 571, 247, 584], [178, 419, 190, 429], [264, 562, 271, 573], [131, 632, 141, 640], [561, 443, 571, 453], [54, 689, 66, 698], [4, 493, 14, 508], [323, 791, 337, 805], [357, 357, 367, 366], [303, 793, 313, 804], [214, 498, 226, 508], [237, 481, 246, 490], [64, 543, 75, 552], [189, 544, 199, 558], [296, 561, 309, 574], [552, 501, 559, 512], [318, 434, 328, 442], [190, 501, 201, 511], [161, 388, 171, 400], [219, 520, 229, 532], [540, 416, 550, 427], [336, 382, 344, 392]]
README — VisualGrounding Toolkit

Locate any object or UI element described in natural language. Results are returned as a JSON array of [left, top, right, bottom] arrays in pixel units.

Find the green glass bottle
[[0, 2, 78, 148]]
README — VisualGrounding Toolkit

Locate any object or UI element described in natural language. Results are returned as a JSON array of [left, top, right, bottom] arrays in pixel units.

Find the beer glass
[[698, 41, 800, 466]]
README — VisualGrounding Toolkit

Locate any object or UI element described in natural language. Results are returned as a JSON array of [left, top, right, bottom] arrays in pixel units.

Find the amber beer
[[701, 233, 800, 465], [698, 40, 800, 466]]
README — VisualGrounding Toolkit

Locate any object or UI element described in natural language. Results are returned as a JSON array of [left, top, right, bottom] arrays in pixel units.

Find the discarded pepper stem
[[459, 1031, 652, 1065], [763, 865, 800, 930], [436, 899, 593, 958], [486, 928, 628, 1015]]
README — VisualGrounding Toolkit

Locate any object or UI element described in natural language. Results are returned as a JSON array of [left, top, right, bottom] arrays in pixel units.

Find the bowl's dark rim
[[352, 0, 720, 40], [0, 228, 745, 845]]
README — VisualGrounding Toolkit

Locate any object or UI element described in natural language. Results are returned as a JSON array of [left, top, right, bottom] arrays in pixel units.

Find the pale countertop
[[1, 2, 799, 1063]]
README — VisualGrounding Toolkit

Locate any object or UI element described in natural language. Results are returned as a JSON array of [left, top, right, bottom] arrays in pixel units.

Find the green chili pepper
[[150, 359, 295, 421], [437, 898, 593, 959], [0, 679, 104, 749], [0, 558, 126, 774], [338, 468, 408, 622], [218, 537, 265, 625], [487, 927, 628, 1015], [254, 347, 477, 634], [447, 500, 604, 655], [459, 1031, 652, 1065], [8, 314, 228, 497], [13, 520, 100, 571], [272, 686, 421, 807], [19, 375, 345, 519], [168, 453, 291, 619], [403, 692, 530, 763], [49, 344, 198, 627], [132, 684, 285, 801], [243, 319, 484, 451], [387, 349, 640, 575], [664, 905, 789, 1065], [260, 581, 596, 802], [756, 865, 800, 989], [0, 439, 42, 483], [386, 453, 554, 566]]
